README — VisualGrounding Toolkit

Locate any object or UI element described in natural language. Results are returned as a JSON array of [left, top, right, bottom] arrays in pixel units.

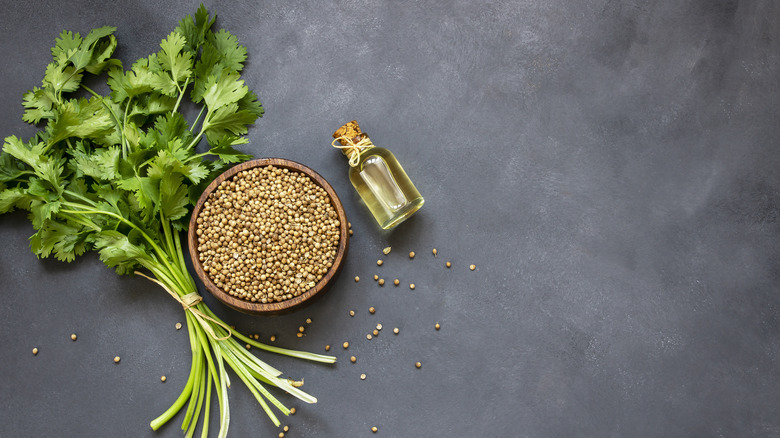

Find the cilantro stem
[[190, 106, 206, 133], [173, 77, 191, 114], [81, 85, 124, 133]]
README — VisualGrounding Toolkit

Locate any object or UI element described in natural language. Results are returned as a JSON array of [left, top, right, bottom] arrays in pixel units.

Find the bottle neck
[[332, 133, 375, 167]]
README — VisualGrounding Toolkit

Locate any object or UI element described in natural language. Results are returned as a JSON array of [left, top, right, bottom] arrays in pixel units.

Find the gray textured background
[[1, 0, 779, 437]]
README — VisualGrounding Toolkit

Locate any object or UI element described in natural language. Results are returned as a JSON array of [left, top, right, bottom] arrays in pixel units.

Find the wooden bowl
[[188, 158, 349, 315]]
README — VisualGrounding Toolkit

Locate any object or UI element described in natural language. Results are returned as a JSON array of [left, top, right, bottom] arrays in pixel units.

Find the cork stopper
[[333, 120, 369, 148]]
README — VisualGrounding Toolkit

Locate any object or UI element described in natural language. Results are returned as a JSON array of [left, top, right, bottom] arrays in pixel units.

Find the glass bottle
[[332, 120, 424, 229]]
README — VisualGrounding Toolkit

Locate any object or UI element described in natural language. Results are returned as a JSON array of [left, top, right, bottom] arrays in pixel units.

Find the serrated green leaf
[[22, 87, 57, 124], [70, 144, 121, 181], [202, 69, 248, 110], [158, 31, 193, 85], [69, 26, 117, 71], [47, 97, 114, 145], [204, 135, 252, 165], [176, 3, 214, 53], [209, 29, 247, 72], [0, 187, 35, 213], [159, 172, 189, 221], [43, 62, 83, 95], [90, 230, 154, 275], [51, 30, 82, 61], [204, 103, 258, 145]]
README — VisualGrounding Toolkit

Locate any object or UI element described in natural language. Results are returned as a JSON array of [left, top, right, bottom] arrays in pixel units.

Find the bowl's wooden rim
[[187, 158, 349, 315]]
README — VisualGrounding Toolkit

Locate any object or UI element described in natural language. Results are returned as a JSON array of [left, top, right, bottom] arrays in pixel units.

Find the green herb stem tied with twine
[[0, 5, 335, 437]]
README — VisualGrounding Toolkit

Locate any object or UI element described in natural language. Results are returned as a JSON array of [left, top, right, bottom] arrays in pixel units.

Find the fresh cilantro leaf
[[202, 69, 248, 110], [47, 97, 114, 145], [209, 29, 247, 73], [204, 103, 257, 145], [175, 4, 214, 54], [90, 230, 154, 275], [158, 31, 193, 86], [159, 171, 189, 221]]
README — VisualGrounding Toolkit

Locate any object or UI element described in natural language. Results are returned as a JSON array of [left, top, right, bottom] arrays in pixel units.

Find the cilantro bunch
[[0, 6, 334, 437]]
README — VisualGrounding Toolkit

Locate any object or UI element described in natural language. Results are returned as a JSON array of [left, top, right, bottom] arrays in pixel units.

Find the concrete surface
[[1, 0, 779, 436]]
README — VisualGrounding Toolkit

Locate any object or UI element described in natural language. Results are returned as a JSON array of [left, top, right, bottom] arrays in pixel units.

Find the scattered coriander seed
[[378, 278, 385, 286], [393, 279, 400, 286], [161, 376, 167, 382], [350, 356, 357, 363], [290, 407, 297, 415], [114, 356, 121, 363], [372, 426, 378, 433], [435, 322, 441, 330], [409, 251, 415, 259], [246, 344, 252, 349], [377, 259, 383, 266], [284, 426, 290, 433], [299, 326, 305, 333], [470, 264, 476, 271], [376, 323, 383, 330], [415, 361, 422, 368], [354, 276, 360, 282], [270, 335, 276, 342], [409, 283, 416, 290], [325, 344, 331, 351], [432, 248, 438, 256], [350, 310, 355, 317], [446, 261, 452, 268], [360, 373, 366, 380], [349, 229, 354, 236], [343, 341, 350, 349], [253, 334, 260, 340], [306, 318, 312, 324], [369, 307, 376, 314], [348, 222, 352, 229], [366, 334, 373, 340], [383, 246, 392, 255], [393, 327, 399, 334], [71, 334, 77, 341], [175, 322, 182, 330], [296, 333, 304, 338], [372, 329, 379, 336], [32, 348, 38, 355], [373, 275, 379, 281], [279, 432, 284, 438]]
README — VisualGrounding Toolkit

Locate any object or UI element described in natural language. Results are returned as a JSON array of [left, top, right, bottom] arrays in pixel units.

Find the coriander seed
[[360, 373, 366, 380], [343, 342, 349, 349], [270, 335, 276, 342], [446, 261, 451, 268], [279, 432, 284, 438], [284, 426, 289, 432], [393, 327, 399, 334], [383, 246, 392, 255], [161, 376, 167, 382], [290, 407, 297, 415], [71, 334, 77, 341], [372, 329, 379, 336], [354, 276, 360, 282], [114, 356, 121, 363], [393, 279, 399, 286], [432, 248, 437, 256], [325, 345, 331, 351], [32, 348, 38, 355], [175, 322, 182, 330], [350, 356, 356, 363], [409, 251, 415, 259], [306, 318, 312, 324], [246, 344, 252, 349], [377, 259, 383, 266], [415, 361, 422, 368], [374, 275, 379, 281], [367, 334, 373, 340], [435, 323, 441, 330], [378, 278, 385, 286], [299, 326, 305, 333], [376, 323, 383, 330], [350, 310, 355, 317], [409, 283, 415, 290], [470, 264, 476, 271], [372, 426, 378, 433], [369, 307, 376, 314]]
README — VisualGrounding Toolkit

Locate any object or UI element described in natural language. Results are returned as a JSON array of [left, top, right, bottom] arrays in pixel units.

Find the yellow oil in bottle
[[333, 121, 424, 229]]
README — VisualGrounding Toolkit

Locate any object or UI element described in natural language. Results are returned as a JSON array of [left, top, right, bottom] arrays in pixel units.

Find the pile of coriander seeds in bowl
[[188, 158, 349, 315]]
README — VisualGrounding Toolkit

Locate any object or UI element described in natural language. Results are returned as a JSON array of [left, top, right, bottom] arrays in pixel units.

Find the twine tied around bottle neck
[[332, 135, 375, 167], [135, 271, 232, 341]]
